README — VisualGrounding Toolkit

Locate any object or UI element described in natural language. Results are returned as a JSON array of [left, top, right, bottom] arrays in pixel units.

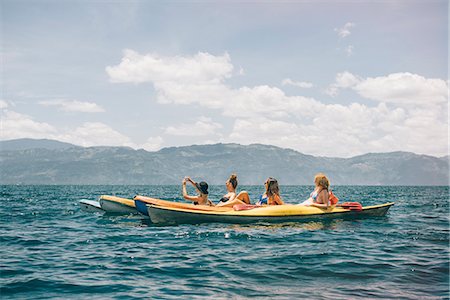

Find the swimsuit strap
[[219, 196, 230, 202]]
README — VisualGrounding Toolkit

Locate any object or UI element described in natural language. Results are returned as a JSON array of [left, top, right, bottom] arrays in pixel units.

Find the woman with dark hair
[[216, 173, 251, 207], [182, 176, 214, 206], [257, 177, 284, 205]]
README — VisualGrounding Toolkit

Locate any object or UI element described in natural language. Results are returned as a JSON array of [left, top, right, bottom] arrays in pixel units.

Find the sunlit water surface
[[1, 185, 448, 299]]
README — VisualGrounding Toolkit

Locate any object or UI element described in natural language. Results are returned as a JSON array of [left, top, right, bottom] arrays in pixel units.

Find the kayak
[[99, 195, 138, 214], [146, 202, 395, 225], [134, 195, 232, 216], [79, 199, 104, 213], [94, 194, 228, 216]]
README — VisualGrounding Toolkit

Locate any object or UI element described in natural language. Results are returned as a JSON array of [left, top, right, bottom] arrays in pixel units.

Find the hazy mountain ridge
[[0, 139, 448, 185], [0, 138, 79, 151]]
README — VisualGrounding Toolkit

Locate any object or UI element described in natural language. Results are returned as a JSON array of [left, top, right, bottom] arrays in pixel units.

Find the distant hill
[[0, 139, 448, 185], [0, 138, 78, 151]]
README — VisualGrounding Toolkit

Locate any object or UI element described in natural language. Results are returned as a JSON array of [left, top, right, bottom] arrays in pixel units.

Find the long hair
[[266, 177, 280, 197]]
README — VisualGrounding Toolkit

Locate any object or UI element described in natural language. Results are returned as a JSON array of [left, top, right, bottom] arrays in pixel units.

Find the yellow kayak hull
[[147, 202, 395, 225], [134, 195, 231, 212], [98, 195, 232, 215]]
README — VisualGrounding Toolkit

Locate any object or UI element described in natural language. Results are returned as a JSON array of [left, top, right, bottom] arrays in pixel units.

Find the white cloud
[[153, 80, 230, 108], [354, 72, 448, 104], [0, 106, 135, 148], [346, 45, 354, 56], [282, 78, 314, 88], [228, 118, 299, 143], [39, 99, 105, 113], [0, 100, 8, 109], [0, 110, 57, 140], [164, 117, 223, 136], [325, 71, 361, 96], [106, 51, 448, 157], [227, 86, 323, 119], [327, 71, 448, 105], [335, 71, 361, 88], [334, 22, 355, 38], [106, 49, 233, 84], [324, 86, 339, 97], [106, 50, 234, 109], [106, 51, 323, 118], [56, 122, 133, 147], [225, 101, 447, 157], [1, 104, 165, 151], [140, 136, 164, 152]]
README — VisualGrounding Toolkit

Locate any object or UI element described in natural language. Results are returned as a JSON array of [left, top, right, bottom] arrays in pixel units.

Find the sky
[[1, 0, 448, 157]]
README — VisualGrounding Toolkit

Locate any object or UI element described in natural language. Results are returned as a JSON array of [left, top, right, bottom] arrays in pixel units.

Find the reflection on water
[[228, 220, 342, 231]]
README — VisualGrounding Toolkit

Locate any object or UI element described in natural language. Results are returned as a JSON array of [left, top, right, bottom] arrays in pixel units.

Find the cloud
[[0, 104, 168, 152], [39, 99, 105, 113], [0, 110, 57, 140], [327, 72, 448, 105], [56, 122, 132, 147], [225, 101, 447, 157], [354, 73, 448, 105], [335, 71, 361, 88], [334, 22, 355, 38], [106, 49, 233, 84], [345, 45, 354, 57], [164, 117, 223, 136], [282, 78, 314, 88], [228, 118, 299, 143], [0, 106, 134, 148], [228, 86, 325, 119], [106, 50, 322, 118], [0, 100, 8, 109], [325, 71, 361, 96], [106, 50, 234, 109], [140, 136, 164, 152], [106, 51, 448, 157]]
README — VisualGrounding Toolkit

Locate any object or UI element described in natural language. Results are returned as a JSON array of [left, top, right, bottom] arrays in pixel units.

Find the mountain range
[[0, 138, 448, 185]]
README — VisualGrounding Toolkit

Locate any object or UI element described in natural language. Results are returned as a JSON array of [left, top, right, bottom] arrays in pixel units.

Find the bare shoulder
[[317, 190, 329, 203], [320, 189, 329, 196]]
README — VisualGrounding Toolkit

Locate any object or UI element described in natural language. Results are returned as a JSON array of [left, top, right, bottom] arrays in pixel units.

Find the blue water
[[1, 185, 448, 299]]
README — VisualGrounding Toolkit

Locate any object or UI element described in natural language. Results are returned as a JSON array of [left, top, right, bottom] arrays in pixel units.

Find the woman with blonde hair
[[301, 173, 331, 208], [216, 173, 251, 207]]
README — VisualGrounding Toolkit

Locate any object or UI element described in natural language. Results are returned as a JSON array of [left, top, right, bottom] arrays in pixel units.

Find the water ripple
[[0, 185, 448, 299]]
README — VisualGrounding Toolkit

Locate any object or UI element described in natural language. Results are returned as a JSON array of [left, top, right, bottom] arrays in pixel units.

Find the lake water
[[1, 185, 448, 299]]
